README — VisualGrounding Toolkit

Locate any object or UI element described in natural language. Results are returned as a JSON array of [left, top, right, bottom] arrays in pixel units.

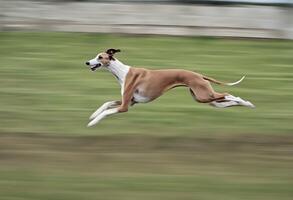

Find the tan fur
[[118, 68, 228, 112], [99, 52, 111, 66]]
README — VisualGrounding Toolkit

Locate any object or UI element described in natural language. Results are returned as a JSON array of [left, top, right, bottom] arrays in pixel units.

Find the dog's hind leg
[[188, 77, 255, 108], [209, 94, 255, 108], [210, 98, 255, 108], [188, 79, 227, 103], [224, 95, 255, 108], [89, 100, 121, 120], [210, 100, 239, 108]]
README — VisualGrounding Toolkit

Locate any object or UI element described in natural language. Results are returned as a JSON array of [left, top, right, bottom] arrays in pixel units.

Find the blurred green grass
[[0, 134, 292, 200], [0, 32, 293, 200], [0, 32, 292, 136]]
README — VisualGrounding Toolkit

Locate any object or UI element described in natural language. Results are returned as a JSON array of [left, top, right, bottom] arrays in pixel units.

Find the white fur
[[106, 59, 130, 95], [133, 90, 150, 103], [89, 101, 120, 120], [210, 101, 239, 108], [88, 57, 99, 66], [224, 95, 255, 108], [88, 107, 119, 127], [226, 76, 245, 86], [210, 95, 255, 108]]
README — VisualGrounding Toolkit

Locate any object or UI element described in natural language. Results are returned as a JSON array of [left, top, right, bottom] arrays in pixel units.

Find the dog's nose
[[85, 61, 90, 65]]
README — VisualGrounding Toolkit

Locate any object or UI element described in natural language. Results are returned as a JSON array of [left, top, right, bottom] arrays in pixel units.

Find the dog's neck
[[106, 59, 130, 87]]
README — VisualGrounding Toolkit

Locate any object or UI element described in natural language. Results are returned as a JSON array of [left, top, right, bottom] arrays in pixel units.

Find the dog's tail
[[203, 75, 245, 86]]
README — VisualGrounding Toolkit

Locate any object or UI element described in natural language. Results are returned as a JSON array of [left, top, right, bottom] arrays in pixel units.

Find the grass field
[[0, 134, 293, 200], [0, 32, 293, 200], [1, 32, 293, 136]]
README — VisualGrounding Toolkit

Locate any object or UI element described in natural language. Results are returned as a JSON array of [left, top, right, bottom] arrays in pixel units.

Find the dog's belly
[[133, 90, 151, 103]]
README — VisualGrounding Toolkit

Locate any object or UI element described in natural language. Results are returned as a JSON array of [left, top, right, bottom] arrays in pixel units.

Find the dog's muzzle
[[85, 62, 101, 71]]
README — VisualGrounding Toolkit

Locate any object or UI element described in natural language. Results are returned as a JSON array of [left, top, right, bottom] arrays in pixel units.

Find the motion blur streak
[[0, 1, 293, 200]]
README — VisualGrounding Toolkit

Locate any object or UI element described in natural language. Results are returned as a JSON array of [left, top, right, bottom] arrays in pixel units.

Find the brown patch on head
[[97, 52, 110, 66], [95, 49, 121, 66]]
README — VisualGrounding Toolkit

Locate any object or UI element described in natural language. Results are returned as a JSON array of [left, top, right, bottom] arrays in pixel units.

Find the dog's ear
[[106, 49, 121, 55], [106, 49, 121, 61]]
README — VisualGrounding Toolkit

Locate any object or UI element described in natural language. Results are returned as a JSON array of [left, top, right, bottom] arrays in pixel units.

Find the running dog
[[85, 49, 254, 127]]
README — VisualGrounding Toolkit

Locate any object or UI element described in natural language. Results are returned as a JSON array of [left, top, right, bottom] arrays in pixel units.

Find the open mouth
[[90, 63, 101, 71]]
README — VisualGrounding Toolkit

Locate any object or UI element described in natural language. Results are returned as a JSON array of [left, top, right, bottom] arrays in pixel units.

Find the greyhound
[[85, 49, 254, 127]]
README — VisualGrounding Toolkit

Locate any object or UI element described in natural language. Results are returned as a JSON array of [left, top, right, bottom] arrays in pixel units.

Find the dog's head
[[85, 48, 121, 71]]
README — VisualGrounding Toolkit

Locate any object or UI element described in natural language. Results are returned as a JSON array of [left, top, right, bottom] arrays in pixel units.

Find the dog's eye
[[98, 56, 103, 59]]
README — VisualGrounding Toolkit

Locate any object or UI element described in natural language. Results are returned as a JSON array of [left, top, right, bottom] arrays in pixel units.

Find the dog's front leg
[[87, 107, 120, 127], [89, 100, 121, 120], [87, 84, 136, 126], [116, 81, 137, 113], [87, 97, 132, 127]]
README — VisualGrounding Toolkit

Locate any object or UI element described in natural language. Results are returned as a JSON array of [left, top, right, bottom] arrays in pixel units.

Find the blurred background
[[0, 1, 293, 200]]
